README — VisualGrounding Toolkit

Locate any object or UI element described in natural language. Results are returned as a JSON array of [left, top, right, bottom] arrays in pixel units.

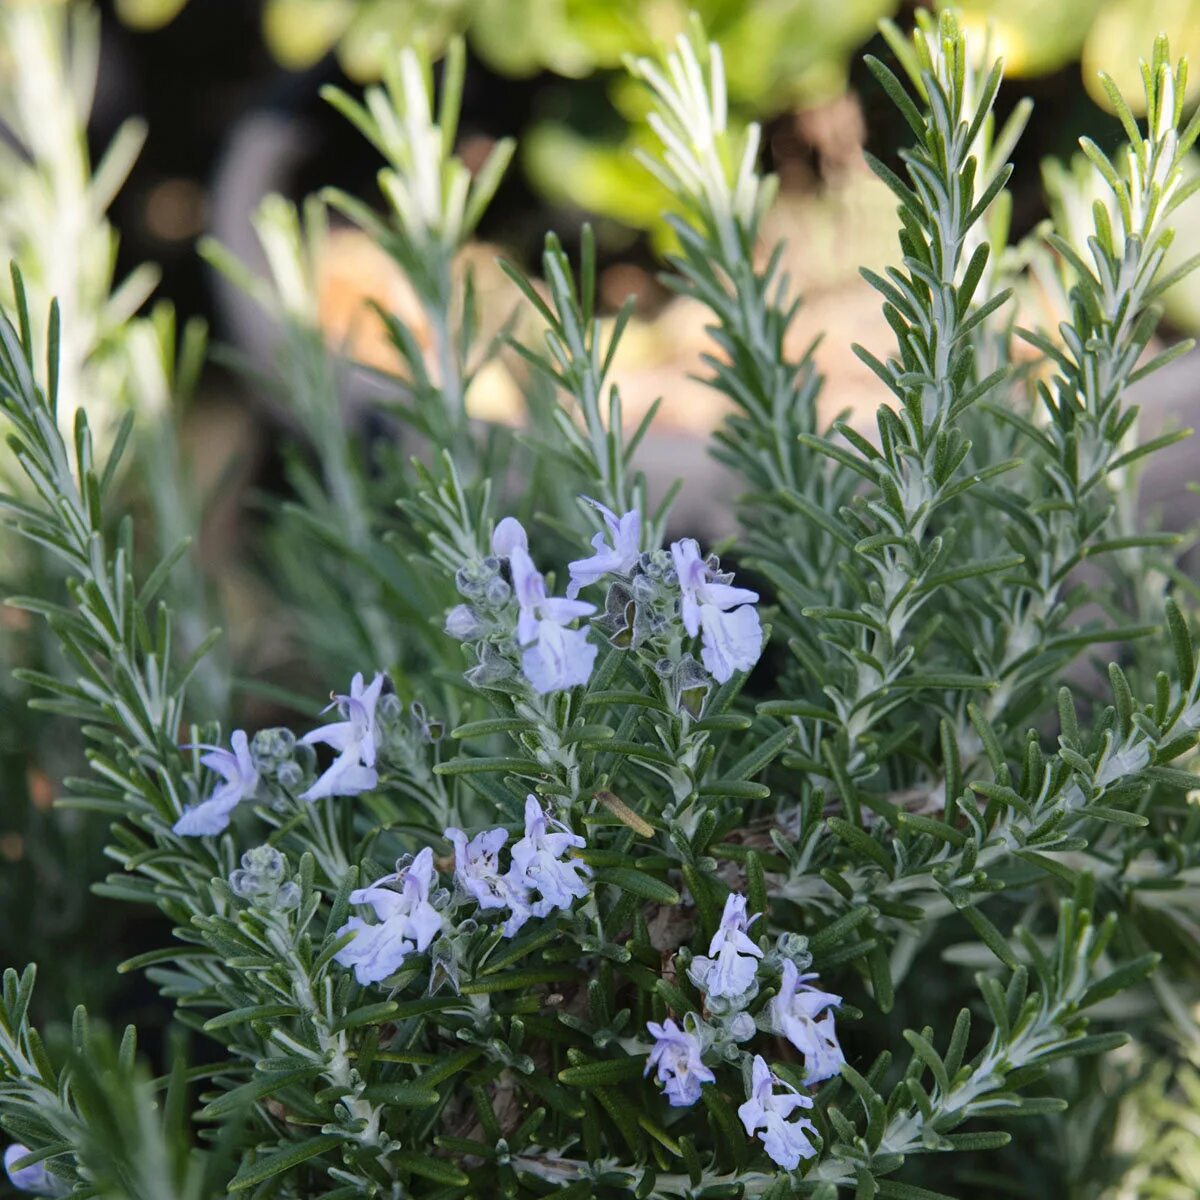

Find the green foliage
[[0, 0, 223, 1022], [0, 10, 1198, 1200]]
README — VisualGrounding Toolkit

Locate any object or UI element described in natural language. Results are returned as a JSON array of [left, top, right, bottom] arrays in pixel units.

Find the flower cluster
[[171, 673, 446, 836], [445, 503, 764, 701], [644, 891, 844, 1169], [444, 518, 597, 694], [333, 795, 592, 985], [448, 794, 592, 936], [173, 505, 765, 837]]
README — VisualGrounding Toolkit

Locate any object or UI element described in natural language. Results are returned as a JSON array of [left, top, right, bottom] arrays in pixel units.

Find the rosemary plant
[[0, 0, 222, 1016], [1, 11, 1199, 1199]]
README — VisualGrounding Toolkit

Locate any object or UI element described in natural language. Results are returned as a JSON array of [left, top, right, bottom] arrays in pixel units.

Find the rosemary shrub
[[1, 10, 1199, 1199]]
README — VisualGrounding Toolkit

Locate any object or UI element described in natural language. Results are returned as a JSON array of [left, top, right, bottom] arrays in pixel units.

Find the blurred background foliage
[[2, 0, 1200, 1195], [108, 0, 1200, 241]]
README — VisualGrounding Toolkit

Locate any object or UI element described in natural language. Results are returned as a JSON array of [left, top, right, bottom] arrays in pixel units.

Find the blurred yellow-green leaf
[[256, 0, 897, 100], [954, 0, 1106, 76], [522, 121, 666, 242], [1082, 0, 1200, 113], [114, 0, 188, 29], [262, 0, 356, 71], [469, 0, 623, 78], [335, 0, 462, 81], [720, 0, 897, 108]]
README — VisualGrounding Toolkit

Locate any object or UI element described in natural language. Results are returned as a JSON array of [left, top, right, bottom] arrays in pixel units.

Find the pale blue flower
[[173, 730, 258, 836], [567, 501, 641, 598], [494, 516, 598, 693], [300, 672, 384, 801], [444, 825, 524, 916], [688, 893, 762, 1000], [335, 847, 443, 985], [768, 960, 845, 1084], [507, 795, 591, 933], [699, 603, 763, 683], [670, 538, 763, 682], [331, 919, 412, 987], [491, 516, 528, 559], [4, 1145, 58, 1195], [521, 618, 598, 694], [645, 1016, 715, 1107], [444, 825, 508, 908], [508, 536, 594, 665], [738, 1056, 819, 1169]]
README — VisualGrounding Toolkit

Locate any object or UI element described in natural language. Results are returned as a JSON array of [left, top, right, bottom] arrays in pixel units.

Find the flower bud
[[276, 761, 304, 791], [445, 604, 483, 640], [244, 845, 286, 883], [252, 727, 296, 763], [484, 576, 512, 607], [455, 566, 486, 599], [229, 846, 293, 908], [631, 573, 656, 602]]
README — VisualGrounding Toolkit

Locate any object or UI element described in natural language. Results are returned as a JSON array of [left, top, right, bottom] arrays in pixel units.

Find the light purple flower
[[737, 1055, 819, 1170], [768, 960, 845, 1084], [300, 672, 384, 801], [699, 604, 763, 683], [567, 501, 641, 598], [173, 730, 258, 836], [688, 893, 762, 1000], [445, 826, 520, 912], [670, 538, 763, 683], [509, 539, 594, 668], [494, 516, 598, 693], [507, 795, 592, 933], [4, 1145, 57, 1195], [335, 847, 443, 985], [491, 516, 528, 558], [645, 1017, 715, 1107], [521, 618, 598, 694], [332, 919, 413, 987]]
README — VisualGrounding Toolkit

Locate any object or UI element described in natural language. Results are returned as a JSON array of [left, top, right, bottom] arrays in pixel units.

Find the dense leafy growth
[[1, 10, 1199, 1199]]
